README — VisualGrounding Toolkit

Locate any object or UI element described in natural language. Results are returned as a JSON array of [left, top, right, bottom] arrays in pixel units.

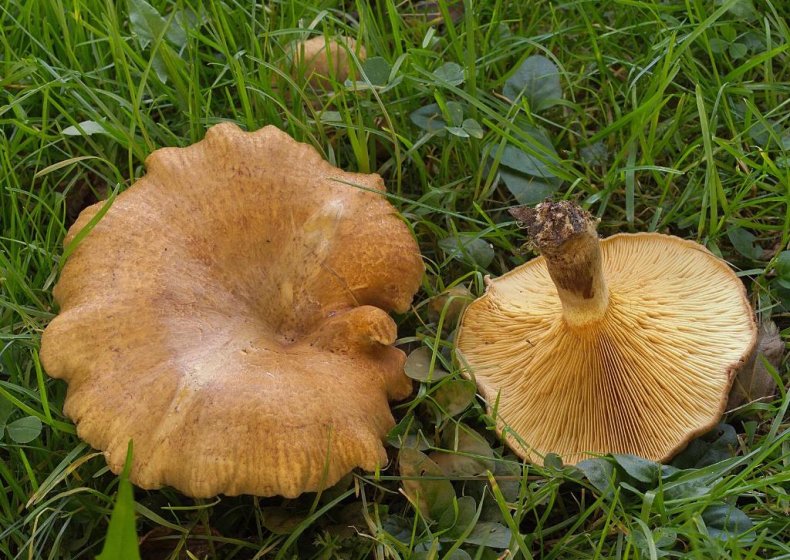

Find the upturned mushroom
[[40, 123, 424, 498], [456, 200, 756, 465]]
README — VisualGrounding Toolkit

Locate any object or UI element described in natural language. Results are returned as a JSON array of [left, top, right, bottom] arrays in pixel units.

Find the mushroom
[[456, 200, 756, 465], [40, 123, 424, 498], [289, 35, 366, 90]]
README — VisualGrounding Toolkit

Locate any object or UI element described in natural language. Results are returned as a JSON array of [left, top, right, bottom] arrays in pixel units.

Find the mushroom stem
[[510, 201, 609, 327]]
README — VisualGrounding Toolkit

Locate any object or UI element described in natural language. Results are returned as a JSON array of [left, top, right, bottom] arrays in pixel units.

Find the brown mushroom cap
[[456, 201, 756, 465], [290, 35, 366, 89], [40, 123, 424, 497]]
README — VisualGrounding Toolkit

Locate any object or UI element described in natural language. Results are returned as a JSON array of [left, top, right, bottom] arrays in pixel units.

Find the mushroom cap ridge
[[456, 232, 756, 465], [40, 123, 424, 498]]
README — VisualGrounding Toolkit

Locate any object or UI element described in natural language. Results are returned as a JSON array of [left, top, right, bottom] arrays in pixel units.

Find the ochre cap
[[40, 123, 423, 497], [289, 35, 366, 89]]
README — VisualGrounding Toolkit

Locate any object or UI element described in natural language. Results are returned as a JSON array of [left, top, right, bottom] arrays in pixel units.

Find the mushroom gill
[[457, 201, 756, 465]]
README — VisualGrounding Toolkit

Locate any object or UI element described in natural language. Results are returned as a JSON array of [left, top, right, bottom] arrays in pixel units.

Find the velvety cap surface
[[40, 123, 424, 497]]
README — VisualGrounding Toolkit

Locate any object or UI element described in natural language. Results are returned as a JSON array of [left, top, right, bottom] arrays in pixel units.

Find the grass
[[1, 0, 789, 557]]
